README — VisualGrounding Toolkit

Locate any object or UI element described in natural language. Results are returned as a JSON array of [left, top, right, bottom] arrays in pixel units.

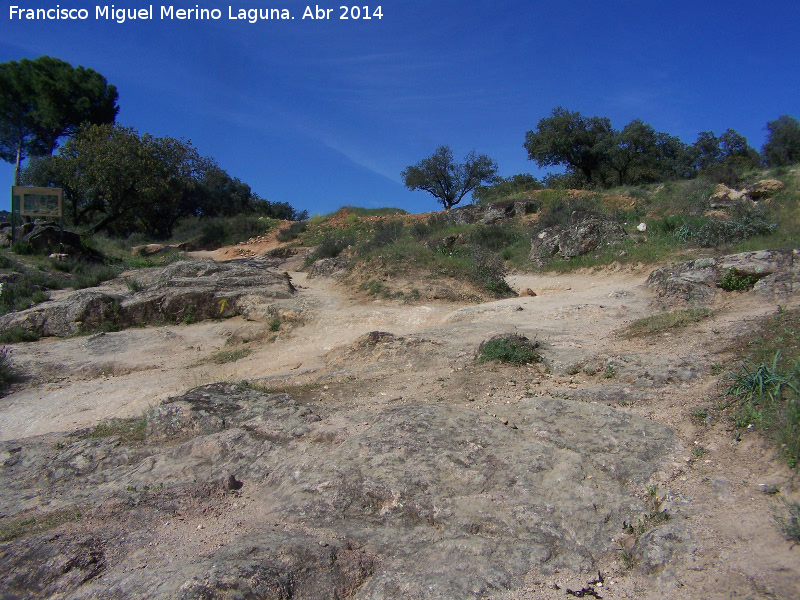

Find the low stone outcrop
[[0, 258, 295, 337], [646, 249, 799, 303], [441, 200, 539, 226], [0, 383, 677, 599], [529, 210, 627, 266]]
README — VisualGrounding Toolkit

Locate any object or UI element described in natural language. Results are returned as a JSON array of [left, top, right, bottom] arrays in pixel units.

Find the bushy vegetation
[[478, 334, 540, 365], [0, 346, 14, 391], [774, 498, 800, 543], [0, 264, 59, 316], [692, 207, 777, 248], [276, 221, 307, 242]]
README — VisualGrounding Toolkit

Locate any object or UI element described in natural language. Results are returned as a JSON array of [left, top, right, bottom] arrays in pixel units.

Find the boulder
[[529, 211, 627, 266], [306, 257, 351, 279], [26, 226, 82, 254], [2, 222, 90, 257], [708, 184, 749, 208], [529, 225, 566, 266], [746, 179, 785, 200]]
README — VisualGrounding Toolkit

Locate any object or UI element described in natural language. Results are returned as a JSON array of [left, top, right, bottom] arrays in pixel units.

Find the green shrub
[[478, 334, 540, 365], [468, 247, 514, 297], [692, 206, 777, 247], [10, 240, 35, 255], [0, 271, 63, 316], [360, 220, 404, 253], [411, 213, 450, 240], [701, 163, 745, 188], [307, 235, 353, 263], [0, 346, 14, 390], [718, 268, 760, 292], [774, 499, 800, 543], [198, 222, 226, 249], [181, 307, 197, 325], [361, 280, 389, 297]]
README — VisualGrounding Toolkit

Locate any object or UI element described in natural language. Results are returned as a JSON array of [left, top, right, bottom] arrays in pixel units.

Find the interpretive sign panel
[[11, 186, 63, 217]]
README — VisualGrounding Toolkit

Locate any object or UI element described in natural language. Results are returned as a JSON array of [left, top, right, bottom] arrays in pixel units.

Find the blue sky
[[2, 0, 799, 216]]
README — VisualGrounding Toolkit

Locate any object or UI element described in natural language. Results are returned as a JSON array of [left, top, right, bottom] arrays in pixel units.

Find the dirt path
[[0, 267, 650, 440], [1, 255, 799, 599]]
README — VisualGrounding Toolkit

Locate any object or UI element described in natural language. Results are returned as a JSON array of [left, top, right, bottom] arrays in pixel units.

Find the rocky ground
[[1, 246, 799, 599]]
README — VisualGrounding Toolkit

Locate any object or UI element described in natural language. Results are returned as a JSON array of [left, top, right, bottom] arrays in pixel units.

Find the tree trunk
[[14, 142, 22, 186]]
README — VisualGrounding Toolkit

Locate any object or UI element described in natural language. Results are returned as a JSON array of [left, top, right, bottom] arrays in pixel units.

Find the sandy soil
[[1, 245, 799, 599]]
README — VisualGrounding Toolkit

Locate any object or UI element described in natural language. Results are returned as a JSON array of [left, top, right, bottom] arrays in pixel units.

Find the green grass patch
[[622, 308, 713, 337], [774, 498, 800, 544], [478, 334, 541, 365], [336, 206, 408, 217], [0, 506, 85, 543], [210, 347, 252, 364], [84, 415, 147, 443], [725, 307, 800, 468]]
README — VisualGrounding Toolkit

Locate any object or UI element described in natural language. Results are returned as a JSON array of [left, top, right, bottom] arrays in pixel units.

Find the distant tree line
[[1, 55, 306, 238], [404, 108, 800, 209], [523, 107, 800, 190]]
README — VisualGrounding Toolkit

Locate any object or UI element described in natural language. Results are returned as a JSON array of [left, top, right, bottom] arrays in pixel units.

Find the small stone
[[197, 524, 204, 530]]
